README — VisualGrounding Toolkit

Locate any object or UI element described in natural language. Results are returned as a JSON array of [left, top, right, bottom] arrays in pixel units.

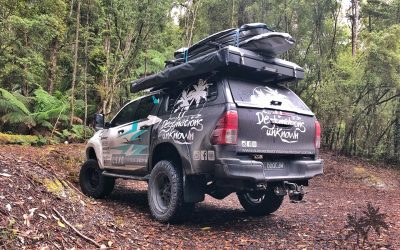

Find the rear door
[[228, 79, 316, 155]]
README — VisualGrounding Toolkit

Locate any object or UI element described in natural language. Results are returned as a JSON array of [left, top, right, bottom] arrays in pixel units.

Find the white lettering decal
[[159, 114, 204, 144], [255, 110, 306, 144]]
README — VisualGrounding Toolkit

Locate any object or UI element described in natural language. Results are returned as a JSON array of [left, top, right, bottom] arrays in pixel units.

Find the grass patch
[[0, 133, 39, 145], [353, 166, 386, 187], [0, 133, 60, 146], [43, 178, 66, 197]]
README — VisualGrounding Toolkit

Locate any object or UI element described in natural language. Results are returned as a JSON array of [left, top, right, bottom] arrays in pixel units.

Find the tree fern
[[32, 88, 69, 127], [0, 87, 71, 132], [0, 88, 30, 115], [1, 113, 36, 127]]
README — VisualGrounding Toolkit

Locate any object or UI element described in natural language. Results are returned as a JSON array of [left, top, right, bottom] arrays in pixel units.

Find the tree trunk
[[47, 37, 58, 94], [83, 2, 90, 138], [70, 0, 80, 127], [351, 0, 359, 57], [237, 0, 249, 26], [334, 120, 342, 151], [102, 17, 111, 117], [394, 91, 400, 162], [187, 0, 201, 47], [69, 0, 75, 18], [329, 1, 341, 60], [23, 30, 29, 96], [230, 0, 235, 28]]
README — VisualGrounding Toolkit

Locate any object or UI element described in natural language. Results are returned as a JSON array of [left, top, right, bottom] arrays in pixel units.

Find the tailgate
[[237, 108, 315, 154], [228, 79, 316, 155]]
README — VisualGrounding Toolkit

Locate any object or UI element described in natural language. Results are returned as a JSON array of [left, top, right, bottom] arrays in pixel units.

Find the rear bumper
[[214, 158, 323, 182]]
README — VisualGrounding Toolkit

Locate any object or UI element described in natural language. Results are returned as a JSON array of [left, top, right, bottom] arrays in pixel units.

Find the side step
[[102, 171, 149, 181]]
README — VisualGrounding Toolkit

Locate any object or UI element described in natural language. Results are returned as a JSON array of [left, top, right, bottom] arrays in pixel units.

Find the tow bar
[[274, 181, 305, 201]]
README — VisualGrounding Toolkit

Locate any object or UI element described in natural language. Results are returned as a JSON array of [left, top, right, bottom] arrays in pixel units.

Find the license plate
[[263, 161, 285, 170]]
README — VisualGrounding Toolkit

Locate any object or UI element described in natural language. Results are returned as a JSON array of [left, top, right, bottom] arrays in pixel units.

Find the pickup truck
[[79, 73, 323, 223]]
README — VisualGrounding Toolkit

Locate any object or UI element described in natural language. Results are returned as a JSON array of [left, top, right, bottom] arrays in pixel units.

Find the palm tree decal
[[250, 86, 291, 107], [174, 79, 210, 116], [175, 90, 191, 113]]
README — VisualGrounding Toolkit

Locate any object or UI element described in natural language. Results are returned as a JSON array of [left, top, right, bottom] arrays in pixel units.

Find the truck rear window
[[228, 79, 312, 115]]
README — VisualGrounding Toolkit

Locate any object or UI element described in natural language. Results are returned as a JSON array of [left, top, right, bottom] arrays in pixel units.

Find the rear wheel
[[237, 189, 284, 216], [148, 160, 194, 223], [79, 159, 115, 198]]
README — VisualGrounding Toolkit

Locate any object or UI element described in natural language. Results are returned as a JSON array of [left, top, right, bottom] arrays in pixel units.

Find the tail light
[[211, 110, 238, 145], [315, 120, 321, 149]]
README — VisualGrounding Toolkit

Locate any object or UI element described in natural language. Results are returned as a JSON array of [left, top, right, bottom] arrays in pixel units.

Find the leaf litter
[[0, 144, 399, 249]]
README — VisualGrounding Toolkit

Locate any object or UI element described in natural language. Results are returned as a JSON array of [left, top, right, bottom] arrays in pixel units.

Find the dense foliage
[[0, 0, 399, 163]]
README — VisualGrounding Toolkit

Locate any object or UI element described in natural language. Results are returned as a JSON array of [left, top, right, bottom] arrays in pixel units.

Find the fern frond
[[0, 99, 24, 114], [0, 88, 31, 115], [1, 112, 36, 127], [33, 88, 67, 114], [38, 120, 54, 129]]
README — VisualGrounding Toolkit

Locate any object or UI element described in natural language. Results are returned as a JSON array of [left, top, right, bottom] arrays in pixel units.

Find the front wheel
[[148, 160, 194, 223], [79, 159, 115, 198], [237, 189, 284, 216]]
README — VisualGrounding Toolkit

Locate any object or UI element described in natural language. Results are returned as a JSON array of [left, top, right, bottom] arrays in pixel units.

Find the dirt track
[[0, 144, 399, 249]]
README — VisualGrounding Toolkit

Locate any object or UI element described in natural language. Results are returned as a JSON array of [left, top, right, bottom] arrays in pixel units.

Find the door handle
[[118, 129, 124, 134], [140, 125, 150, 130]]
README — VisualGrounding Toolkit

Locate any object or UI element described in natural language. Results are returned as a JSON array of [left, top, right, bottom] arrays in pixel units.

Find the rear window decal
[[251, 86, 289, 105], [250, 86, 297, 111], [173, 79, 210, 116], [228, 80, 313, 115]]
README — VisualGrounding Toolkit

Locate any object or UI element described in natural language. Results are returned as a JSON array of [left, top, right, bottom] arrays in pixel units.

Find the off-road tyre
[[148, 160, 194, 223], [237, 188, 284, 216], [79, 159, 115, 198]]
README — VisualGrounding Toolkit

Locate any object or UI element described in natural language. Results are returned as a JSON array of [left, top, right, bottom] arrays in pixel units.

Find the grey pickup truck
[[79, 44, 323, 223]]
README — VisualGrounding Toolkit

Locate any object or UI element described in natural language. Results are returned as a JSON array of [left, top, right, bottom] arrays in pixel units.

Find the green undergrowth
[[0, 125, 93, 146], [0, 133, 41, 145], [0, 133, 60, 146]]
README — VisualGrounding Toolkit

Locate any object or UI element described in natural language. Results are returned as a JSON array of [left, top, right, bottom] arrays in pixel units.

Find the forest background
[[0, 0, 399, 164]]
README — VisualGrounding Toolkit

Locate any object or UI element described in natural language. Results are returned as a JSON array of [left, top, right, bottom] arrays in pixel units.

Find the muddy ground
[[0, 144, 399, 249]]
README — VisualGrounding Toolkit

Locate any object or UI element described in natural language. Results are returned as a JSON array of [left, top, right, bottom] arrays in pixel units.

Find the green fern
[[1, 113, 36, 127], [0, 87, 70, 131], [31, 88, 69, 128], [0, 88, 35, 128], [0, 88, 30, 114]]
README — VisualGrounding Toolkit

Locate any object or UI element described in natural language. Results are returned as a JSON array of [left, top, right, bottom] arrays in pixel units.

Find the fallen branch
[[65, 179, 84, 196], [0, 207, 9, 216], [52, 207, 101, 248]]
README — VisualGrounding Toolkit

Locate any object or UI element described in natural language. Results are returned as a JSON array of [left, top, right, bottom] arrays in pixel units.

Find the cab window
[[110, 101, 138, 127], [133, 95, 158, 121]]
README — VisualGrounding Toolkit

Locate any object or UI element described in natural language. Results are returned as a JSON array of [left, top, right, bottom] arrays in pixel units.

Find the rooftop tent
[[170, 23, 294, 67], [130, 46, 304, 93]]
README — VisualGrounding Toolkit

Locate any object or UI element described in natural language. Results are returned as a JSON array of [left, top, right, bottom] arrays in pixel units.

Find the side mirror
[[94, 114, 105, 131]]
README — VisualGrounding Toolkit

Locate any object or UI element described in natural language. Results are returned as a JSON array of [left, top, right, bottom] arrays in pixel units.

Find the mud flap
[[183, 175, 206, 203]]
